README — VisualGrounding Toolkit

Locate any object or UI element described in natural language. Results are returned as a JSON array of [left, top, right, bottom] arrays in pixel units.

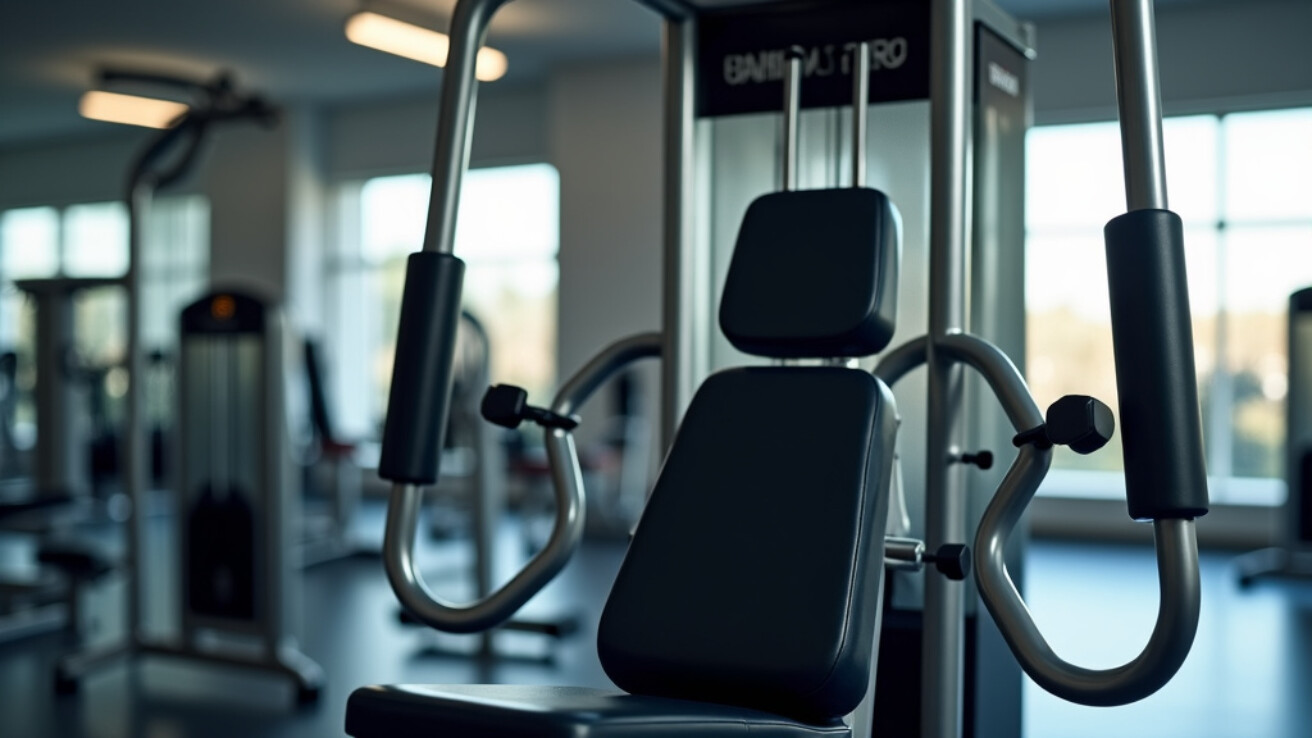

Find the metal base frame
[[1236, 547, 1312, 588], [54, 636, 324, 705]]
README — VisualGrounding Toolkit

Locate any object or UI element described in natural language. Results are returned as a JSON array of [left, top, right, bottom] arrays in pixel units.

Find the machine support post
[[782, 49, 802, 192], [851, 41, 870, 189], [924, 1, 972, 737], [123, 181, 150, 645], [659, 17, 698, 451]]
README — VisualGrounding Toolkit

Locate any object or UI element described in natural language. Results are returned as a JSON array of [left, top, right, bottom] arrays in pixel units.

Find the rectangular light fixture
[[78, 90, 189, 129], [345, 11, 508, 82]]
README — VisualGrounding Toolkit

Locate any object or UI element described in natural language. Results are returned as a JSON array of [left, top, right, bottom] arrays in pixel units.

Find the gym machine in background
[[11, 277, 119, 504], [52, 72, 323, 704], [1237, 286, 1312, 586], [175, 289, 320, 698], [349, 0, 1208, 736]]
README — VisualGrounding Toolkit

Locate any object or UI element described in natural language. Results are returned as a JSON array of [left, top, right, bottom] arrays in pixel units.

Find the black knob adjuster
[[481, 384, 579, 431], [1013, 394, 1115, 456], [925, 544, 971, 581]]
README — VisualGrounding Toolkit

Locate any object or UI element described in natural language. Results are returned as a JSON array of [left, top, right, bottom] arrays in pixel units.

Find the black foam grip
[[1104, 209, 1210, 520], [378, 252, 466, 484]]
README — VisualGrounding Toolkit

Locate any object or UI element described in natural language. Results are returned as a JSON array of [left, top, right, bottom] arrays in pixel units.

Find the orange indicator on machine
[[211, 295, 236, 320]]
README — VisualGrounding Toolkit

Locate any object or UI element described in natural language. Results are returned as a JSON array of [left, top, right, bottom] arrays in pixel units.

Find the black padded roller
[[1104, 209, 1209, 521], [378, 252, 466, 485]]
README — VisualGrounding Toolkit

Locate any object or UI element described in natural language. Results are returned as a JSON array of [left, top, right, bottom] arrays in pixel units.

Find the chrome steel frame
[[379, 0, 1202, 731], [385, 332, 662, 632]]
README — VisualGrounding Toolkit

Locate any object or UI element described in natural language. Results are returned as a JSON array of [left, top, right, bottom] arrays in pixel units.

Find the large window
[[327, 164, 561, 440], [1027, 108, 1312, 505], [0, 197, 209, 447]]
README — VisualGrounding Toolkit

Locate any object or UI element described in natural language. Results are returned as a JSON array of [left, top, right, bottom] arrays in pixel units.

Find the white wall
[[203, 123, 291, 301], [325, 85, 550, 180], [1030, 0, 1312, 123], [548, 58, 664, 434], [0, 132, 155, 209]]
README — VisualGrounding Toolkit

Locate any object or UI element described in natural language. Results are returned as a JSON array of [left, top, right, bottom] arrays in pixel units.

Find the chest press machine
[[348, 0, 1209, 736]]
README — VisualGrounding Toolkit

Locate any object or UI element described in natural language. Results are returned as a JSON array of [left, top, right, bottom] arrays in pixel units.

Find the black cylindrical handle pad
[[378, 252, 466, 484], [1104, 209, 1209, 520]]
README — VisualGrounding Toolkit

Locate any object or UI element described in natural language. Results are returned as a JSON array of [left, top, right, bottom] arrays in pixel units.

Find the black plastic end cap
[[929, 544, 971, 581], [1046, 395, 1115, 455], [481, 385, 528, 429]]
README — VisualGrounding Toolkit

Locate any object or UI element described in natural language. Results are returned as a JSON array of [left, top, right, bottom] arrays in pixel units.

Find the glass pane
[[64, 202, 129, 277], [1026, 227, 1218, 479], [349, 165, 561, 434], [463, 260, 559, 401], [1224, 225, 1312, 479], [455, 164, 561, 261], [1223, 108, 1312, 222], [74, 288, 126, 365], [1024, 231, 1122, 473], [360, 174, 429, 263], [1027, 116, 1219, 231], [1, 207, 59, 279], [1026, 121, 1124, 231], [359, 165, 563, 264], [370, 256, 408, 431], [1163, 115, 1220, 225], [141, 196, 210, 349]]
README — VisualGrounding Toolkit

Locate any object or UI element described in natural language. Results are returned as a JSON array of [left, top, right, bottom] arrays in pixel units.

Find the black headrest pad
[[719, 188, 900, 358]]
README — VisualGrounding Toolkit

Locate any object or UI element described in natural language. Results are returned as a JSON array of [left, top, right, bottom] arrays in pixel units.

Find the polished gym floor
[[1, 501, 1309, 738]]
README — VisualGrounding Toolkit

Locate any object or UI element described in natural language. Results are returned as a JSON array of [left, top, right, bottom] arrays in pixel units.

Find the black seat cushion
[[345, 685, 854, 738], [598, 367, 897, 723], [719, 188, 901, 359]]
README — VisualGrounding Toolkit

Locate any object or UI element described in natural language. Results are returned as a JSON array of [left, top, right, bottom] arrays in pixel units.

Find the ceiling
[[0, 0, 1197, 146]]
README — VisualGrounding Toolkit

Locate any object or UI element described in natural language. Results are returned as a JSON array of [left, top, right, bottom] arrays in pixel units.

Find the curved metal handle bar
[[383, 331, 662, 633], [127, 116, 206, 193], [125, 74, 275, 194], [549, 332, 663, 418], [872, 336, 928, 387], [934, 332, 1201, 706], [423, 0, 513, 255]]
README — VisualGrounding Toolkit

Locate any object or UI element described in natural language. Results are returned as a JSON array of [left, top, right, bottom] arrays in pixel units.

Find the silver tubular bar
[[1109, 0, 1168, 211], [659, 15, 697, 452], [974, 457, 1200, 705], [422, 0, 513, 255], [873, 336, 928, 388], [851, 41, 870, 189], [939, 333, 1042, 432], [549, 332, 663, 419], [782, 49, 802, 192], [123, 182, 150, 643], [924, 0, 972, 735], [941, 331, 1203, 705], [383, 332, 662, 633]]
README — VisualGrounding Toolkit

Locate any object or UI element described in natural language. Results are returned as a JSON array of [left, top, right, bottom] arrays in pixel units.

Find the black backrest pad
[[598, 367, 896, 723], [720, 188, 900, 359]]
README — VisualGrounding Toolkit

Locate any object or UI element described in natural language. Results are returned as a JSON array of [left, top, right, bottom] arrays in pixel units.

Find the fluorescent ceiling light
[[345, 11, 508, 82], [78, 90, 189, 129]]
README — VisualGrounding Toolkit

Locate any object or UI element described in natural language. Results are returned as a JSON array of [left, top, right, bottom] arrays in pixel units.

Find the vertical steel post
[[782, 50, 803, 192], [659, 16, 697, 451], [924, 1, 972, 737], [1109, 0, 1169, 212], [123, 181, 149, 644], [422, 0, 511, 255], [852, 41, 870, 189]]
